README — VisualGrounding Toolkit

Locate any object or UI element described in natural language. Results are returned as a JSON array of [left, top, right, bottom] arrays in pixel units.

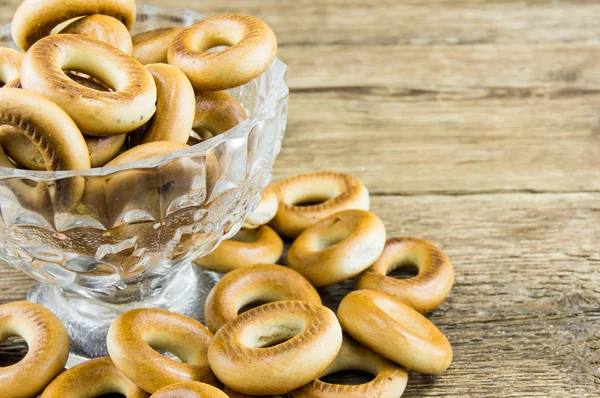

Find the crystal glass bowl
[[0, 5, 288, 358]]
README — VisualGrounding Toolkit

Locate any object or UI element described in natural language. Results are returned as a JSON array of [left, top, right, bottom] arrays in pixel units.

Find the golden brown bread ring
[[192, 91, 247, 140], [193, 226, 283, 273], [243, 186, 278, 229], [139, 64, 195, 145], [356, 237, 454, 313], [168, 14, 277, 91], [338, 290, 453, 375], [41, 357, 149, 398], [0, 47, 23, 86], [204, 263, 321, 333], [107, 308, 217, 394], [287, 209, 386, 287], [270, 172, 370, 239], [223, 388, 282, 398], [11, 0, 136, 51], [290, 334, 408, 398], [208, 301, 342, 395], [151, 381, 227, 398], [60, 15, 133, 54], [21, 34, 156, 136], [133, 28, 182, 65], [106, 141, 189, 166], [0, 301, 70, 398]]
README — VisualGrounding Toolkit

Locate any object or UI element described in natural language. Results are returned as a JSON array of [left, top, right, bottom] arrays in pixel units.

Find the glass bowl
[[0, 5, 288, 359]]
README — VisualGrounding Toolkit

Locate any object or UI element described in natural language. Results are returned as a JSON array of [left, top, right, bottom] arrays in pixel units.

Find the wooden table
[[1, 1, 599, 396]]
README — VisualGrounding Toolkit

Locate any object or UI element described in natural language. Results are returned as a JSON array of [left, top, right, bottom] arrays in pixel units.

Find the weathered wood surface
[[0, 0, 599, 397]]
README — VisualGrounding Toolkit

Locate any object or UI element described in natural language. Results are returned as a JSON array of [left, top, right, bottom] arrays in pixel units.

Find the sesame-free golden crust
[[193, 90, 248, 138], [133, 28, 182, 65], [11, 0, 136, 51], [0, 301, 70, 398], [168, 14, 277, 91], [243, 186, 278, 229], [61, 14, 133, 54], [338, 290, 453, 375], [151, 381, 228, 398], [0, 47, 23, 85], [107, 308, 217, 394], [270, 172, 370, 239], [21, 34, 156, 136], [204, 263, 321, 333], [356, 237, 455, 313], [106, 141, 189, 166], [208, 301, 342, 395], [41, 357, 149, 398]]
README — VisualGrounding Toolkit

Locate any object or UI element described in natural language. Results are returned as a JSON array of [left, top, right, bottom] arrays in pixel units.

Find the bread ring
[[223, 388, 282, 398], [106, 141, 189, 166], [41, 357, 149, 398], [338, 290, 453, 374], [356, 237, 454, 313], [193, 225, 283, 273], [60, 15, 133, 54], [133, 28, 182, 65], [0, 47, 23, 86], [270, 172, 370, 239], [192, 91, 247, 140], [243, 186, 278, 229], [11, 0, 136, 51], [139, 64, 195, 145], [204, 263, 321, 333], [21, 34, 156, 136], [208, 301, 342, 395], [107, 308, 217, 394], [290, 334, 408, 398], [168, 14, 277, 91], [151, 381, 227, 398], [287, 209, 386, 287], [0, 301, 69, 398]]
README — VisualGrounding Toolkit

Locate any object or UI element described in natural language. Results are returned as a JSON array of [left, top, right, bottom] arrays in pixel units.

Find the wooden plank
[[1, 192, 598, 396]]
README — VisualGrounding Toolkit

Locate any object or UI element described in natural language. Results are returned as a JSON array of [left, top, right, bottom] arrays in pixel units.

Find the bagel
[[41, 357, 149, 398], [338, 290, 453, 374], [204, 263, 321, 333], [168, 14, 277, 91], [106, 141, 188, 166], [289, 334, 408, 398], [133, 27, 182, 65], [208, 301, 342, 395], [223, 388, 282, 398], [0, 47, 23, 86], [0, 301, 69, 398], [151, 381, 227, 398], [11, 0, 136, 51], [192, 91, 247, 139], [193, 226, 283, 273], [243, 186, 278, 229], [270, 172, 370, 239], [21, 34, 156, 136], [60, 14, 133, 54], [107, 308, 217, 393], [356, 237, 454, 313], [287, 209, 386, 287]]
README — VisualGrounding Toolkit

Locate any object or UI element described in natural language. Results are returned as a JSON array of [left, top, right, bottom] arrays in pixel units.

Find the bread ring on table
[[204, 263, 321, 333], [168, 14, 277, 91], [41, 357, 149, 398], [208, 300, 342, 395], [151, 381, 227, 398], [243, 186, 278, 229], [21, 34, 156, 136], [270, 172, 370, 239], [290, 334, 408, 398], [0, 301, 69, 398], [60, 15, 133, 54], [287, 209, 386, 287], [11, 0, 136, 51], [223, 388, 283, 398], [356, 237, 454, 313], [192, 91, 247, 140], [0, 47, 23, 86], [107, 308, 217, 393], [338, 289, 452, 374], [133, 28, 182, 65], [193, 225, 283, 273]]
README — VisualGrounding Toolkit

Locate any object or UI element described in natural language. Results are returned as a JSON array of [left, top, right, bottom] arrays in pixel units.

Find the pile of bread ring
[[0, 171, 455, 398], [0, 0, 277, 172]]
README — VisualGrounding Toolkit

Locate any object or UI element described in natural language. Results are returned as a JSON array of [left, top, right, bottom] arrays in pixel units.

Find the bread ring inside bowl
[[192, 90, 248, 140], [0, 47, 23, 86], [133, 27, 182, 65], [151, 381, 228, 398], [60, 14, 133, 54]]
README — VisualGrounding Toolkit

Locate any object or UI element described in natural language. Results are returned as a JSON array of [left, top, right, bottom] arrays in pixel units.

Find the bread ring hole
[[96, 394, 126, 398], [229, 229, 260, 243], [321, 370, 375, 385], [311, 219, 352, 251], [284, 182, 341, 207], [241, 317, 305, 349], [388, 260, 420, 279], [237, 300, 269, 315], [0, 335, 28, 367], [150, 346, 183, 363], [67, 70, 114, 92]]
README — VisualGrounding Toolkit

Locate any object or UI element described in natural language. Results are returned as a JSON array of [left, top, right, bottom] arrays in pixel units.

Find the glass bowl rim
[[0, 4, 288, 180]]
